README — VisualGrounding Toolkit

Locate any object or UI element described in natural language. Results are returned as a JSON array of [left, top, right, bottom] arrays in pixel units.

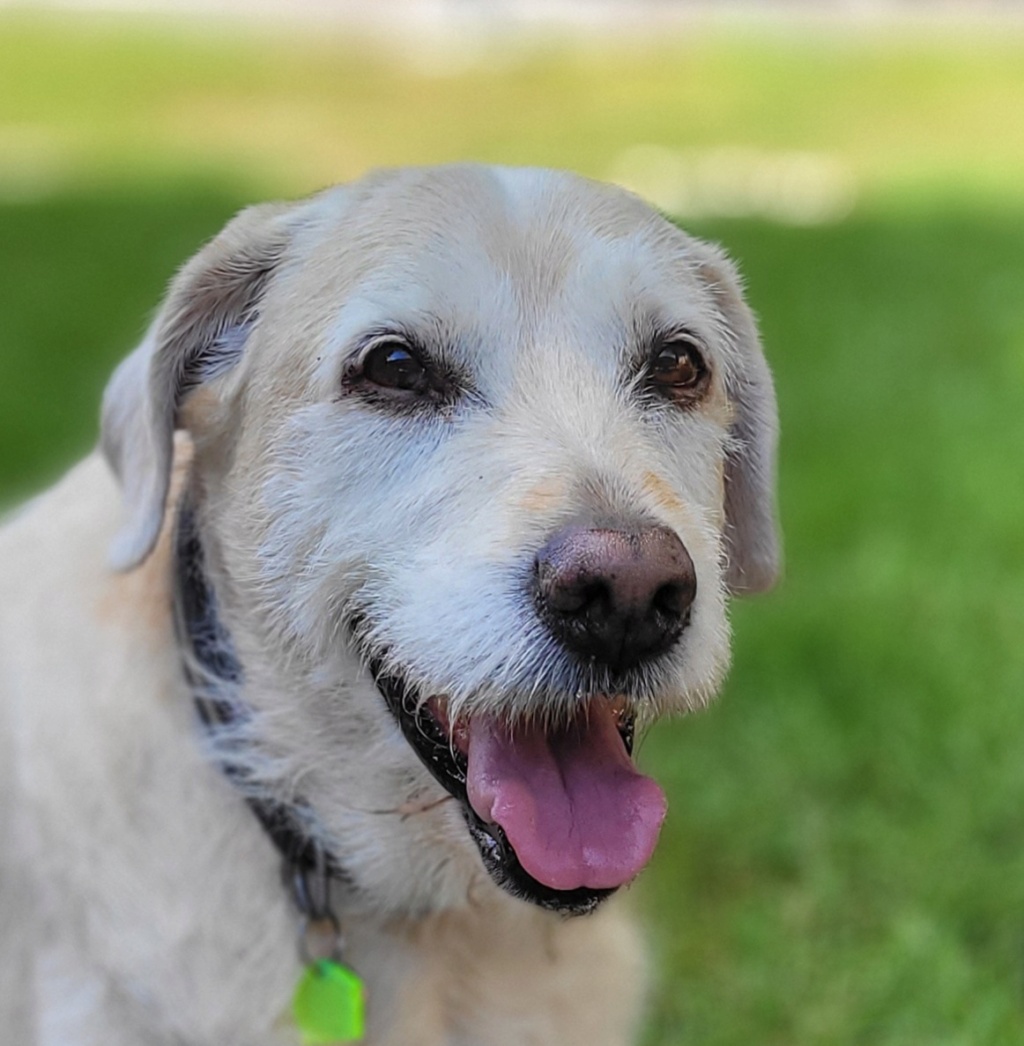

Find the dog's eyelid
[[629, 327, 714, 409], [341, 328, 474, 411], [627, 316, 712, 366], [353, 329, 422, 362], [651, 327, 710, 360]]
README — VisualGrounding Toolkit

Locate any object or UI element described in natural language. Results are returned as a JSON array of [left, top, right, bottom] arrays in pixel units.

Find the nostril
[[546, 583, 586, 615], [546, 577, 610, 616], [652, 578, 696, 619], [652, 581, 682, 618]]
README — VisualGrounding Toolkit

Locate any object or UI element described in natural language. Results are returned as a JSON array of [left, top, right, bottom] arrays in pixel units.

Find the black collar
[[173, 500, 348, 890]]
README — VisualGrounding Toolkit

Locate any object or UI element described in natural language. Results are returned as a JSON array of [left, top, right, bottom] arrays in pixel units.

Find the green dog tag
[[293, 959, 366, 1044]]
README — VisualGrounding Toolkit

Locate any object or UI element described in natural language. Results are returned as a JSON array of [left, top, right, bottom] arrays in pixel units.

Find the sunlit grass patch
[[1, 12, 1023, 207]]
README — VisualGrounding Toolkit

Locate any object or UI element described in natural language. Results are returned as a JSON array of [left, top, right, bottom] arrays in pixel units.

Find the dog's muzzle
[[363, 524, 694, 916], [367, 650, 667, 915]]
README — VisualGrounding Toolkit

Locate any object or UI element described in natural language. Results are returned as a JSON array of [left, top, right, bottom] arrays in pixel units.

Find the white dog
[[0, 165, 778, 1045]]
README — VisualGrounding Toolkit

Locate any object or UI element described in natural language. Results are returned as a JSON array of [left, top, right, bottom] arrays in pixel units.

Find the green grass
[[0, 184, 246, 499], [638, 209, 1024, 1045], [2, 12, 1024, 203], [1, 13, 1023, 1045]]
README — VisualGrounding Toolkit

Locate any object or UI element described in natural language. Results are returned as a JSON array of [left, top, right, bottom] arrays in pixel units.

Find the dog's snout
[[534, 525, 696, 672]]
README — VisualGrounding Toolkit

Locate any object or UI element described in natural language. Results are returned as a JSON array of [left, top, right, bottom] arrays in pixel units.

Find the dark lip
[[365, 650, 633, 917]]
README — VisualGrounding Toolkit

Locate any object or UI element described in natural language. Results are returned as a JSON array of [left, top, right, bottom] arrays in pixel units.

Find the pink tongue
[[465, 703, 667, 892]]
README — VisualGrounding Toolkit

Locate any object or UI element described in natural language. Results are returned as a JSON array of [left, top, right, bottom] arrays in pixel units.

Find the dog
[[0, 165, 779, 1045]]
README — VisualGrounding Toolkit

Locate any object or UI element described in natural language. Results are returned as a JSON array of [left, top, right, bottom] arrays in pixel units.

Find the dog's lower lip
[[364, 644, 647, 914], [425, 695, 469, 754]]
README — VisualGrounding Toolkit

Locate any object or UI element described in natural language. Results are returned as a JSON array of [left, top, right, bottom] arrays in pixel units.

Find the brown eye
[[362, 339, 428, 392], [649, 338, 709, 402]]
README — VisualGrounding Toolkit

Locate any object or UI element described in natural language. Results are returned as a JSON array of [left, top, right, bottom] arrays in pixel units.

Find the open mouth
[[366, 652, 667, 916]]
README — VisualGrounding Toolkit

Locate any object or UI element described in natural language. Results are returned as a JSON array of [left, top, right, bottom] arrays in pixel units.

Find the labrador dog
[[0, 165, 778, 1045]]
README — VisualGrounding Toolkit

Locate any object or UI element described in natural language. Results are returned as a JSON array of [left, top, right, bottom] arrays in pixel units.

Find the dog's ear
[[101, 201, 299, 571], [693, 243, 781, 595]]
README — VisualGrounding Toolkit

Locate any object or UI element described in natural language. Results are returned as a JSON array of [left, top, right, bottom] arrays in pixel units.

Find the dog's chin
[[366, 651, 667, 917]]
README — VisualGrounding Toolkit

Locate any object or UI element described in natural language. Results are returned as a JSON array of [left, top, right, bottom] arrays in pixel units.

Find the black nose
[[534, 525, 696, 672]]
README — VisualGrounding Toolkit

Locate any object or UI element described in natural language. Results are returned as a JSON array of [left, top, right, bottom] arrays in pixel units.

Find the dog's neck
[[172, 498, 349, 894]]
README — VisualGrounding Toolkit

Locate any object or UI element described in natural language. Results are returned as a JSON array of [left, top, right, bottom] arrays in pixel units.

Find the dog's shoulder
[[0, 451, 120, 599], [4, 455, 124, 686], [0, 449, 182, 780], [0, 450, 177, 652]]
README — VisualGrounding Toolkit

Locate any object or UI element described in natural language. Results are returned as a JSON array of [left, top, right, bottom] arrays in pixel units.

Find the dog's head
[[102, 166, 779, 916]]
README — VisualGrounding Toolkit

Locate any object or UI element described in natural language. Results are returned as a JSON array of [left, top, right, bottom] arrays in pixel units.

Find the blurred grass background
[[1, 7, 1023, 1043]]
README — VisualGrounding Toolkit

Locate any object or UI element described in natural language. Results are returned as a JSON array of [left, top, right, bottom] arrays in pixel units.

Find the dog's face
[[102, 166, 778, 916]]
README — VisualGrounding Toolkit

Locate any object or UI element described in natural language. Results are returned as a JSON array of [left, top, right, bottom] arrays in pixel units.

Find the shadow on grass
[[0, 181, 252, 505]]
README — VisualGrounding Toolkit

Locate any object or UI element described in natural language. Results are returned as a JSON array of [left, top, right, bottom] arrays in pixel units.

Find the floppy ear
[[693, 244, 781, 595], [101, 201, 298, 571]]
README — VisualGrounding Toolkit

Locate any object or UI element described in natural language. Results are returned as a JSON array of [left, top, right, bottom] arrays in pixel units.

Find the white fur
[[0, 165, 778, 1044]]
